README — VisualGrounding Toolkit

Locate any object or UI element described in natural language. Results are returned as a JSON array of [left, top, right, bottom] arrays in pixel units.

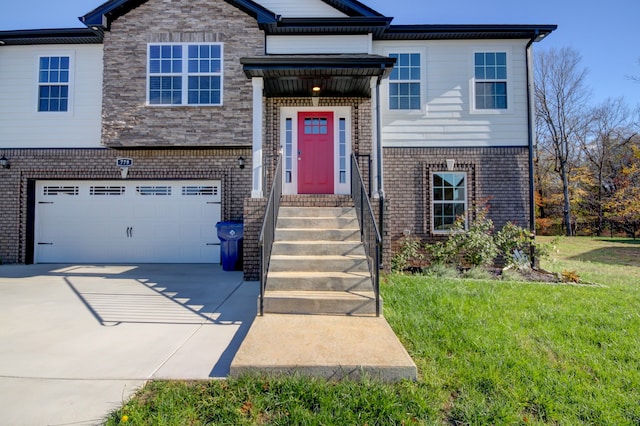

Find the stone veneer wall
[[0, 147, 251, 264], [383, 146, 531, 265], [101, 0, 264, 148]]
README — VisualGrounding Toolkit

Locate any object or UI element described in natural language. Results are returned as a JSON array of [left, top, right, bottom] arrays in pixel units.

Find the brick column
[[243, 197, 267, 281]]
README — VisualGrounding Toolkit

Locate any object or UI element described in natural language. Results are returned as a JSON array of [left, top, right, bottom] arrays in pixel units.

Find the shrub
[[461, 267, 494, 280], [447, 208, 498, 267], [495, 222, 533, 268], [423, 263, 460, 279], [562, 270, 581, 283], [391, 235, 424, 272]]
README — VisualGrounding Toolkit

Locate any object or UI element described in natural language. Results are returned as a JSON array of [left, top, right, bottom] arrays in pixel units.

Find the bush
[[423, 264, 460, 279], [391, 235, 424, 272], [495, 222, 533, 268], [427, 208, 498, 268]]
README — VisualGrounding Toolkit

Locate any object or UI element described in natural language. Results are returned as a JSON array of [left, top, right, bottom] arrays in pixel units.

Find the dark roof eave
[[380, 24, 558, 41], [241, 54, 396, 78], [0, 28, 103, 45], [80, 0, 279, 30], [320, 0, 385, 17], [264, 16, 392, 36]]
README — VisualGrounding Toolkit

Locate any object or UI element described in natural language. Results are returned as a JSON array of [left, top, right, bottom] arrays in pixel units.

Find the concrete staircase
[[262, 205, 378, 316]]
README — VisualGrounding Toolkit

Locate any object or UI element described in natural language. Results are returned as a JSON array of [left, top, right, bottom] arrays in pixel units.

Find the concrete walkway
[[0, 264, 258, 426], [231, 314, 417, 382]]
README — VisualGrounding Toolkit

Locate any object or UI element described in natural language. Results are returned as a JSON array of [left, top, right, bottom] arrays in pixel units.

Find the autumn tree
[[605, 140, 640, 238], [578, 98, 637, 235], [535, 47, 591, 236]]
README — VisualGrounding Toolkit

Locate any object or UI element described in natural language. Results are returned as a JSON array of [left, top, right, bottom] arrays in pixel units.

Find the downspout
[[525, 30, 538, 234], [376, 69, 385, 266]]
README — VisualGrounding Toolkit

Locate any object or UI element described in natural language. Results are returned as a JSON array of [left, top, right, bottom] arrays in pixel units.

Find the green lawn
[[105, 237, 640, 425]]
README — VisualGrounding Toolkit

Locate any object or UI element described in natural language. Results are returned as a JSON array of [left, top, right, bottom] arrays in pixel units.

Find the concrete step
[[275, 228, 361, 242], [272, 241, 365, 256], [230, 314, 418, 382], [269, 255, 369, 273], [279, 206, 356, 218], [277, 216, 359, 229], [266, 271, 372, 292], [262, 290, 378, 316]]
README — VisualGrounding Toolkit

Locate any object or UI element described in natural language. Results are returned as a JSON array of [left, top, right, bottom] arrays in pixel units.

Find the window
[[284, 118, 293, 183], [339, 118, 347, 184], [304, 118, 328, 134], [38, 56, 70, 112], [432, 172, 466, 232], [389, 53, 421, 110], [148, 43, 223, 106], [475, 52, 507, 109]]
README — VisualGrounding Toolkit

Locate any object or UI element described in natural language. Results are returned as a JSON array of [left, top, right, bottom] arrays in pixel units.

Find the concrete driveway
[[0, 264, 258, 426]]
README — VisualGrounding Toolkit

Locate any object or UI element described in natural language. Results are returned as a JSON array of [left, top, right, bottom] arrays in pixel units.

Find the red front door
[[298, 112, 334, 194]]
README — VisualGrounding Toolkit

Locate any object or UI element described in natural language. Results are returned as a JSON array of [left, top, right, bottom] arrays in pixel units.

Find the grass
[[104, 237, 640, 425]]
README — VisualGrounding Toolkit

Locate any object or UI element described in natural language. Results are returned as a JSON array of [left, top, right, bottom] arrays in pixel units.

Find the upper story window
[[474, 52, 507, 110], [148, 43, 223, 106], [389, 53, 421, 110], [38, 56, 70, 112], [432, 172, 467, 232]]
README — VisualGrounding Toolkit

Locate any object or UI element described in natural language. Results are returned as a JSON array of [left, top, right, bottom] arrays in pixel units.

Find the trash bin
[[216, 221, 244, 271]]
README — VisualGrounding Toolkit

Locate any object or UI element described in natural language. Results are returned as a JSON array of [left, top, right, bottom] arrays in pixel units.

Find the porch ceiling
[[240, 54, 396, 97]]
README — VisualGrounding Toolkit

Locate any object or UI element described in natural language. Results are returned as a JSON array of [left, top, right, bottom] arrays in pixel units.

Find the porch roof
[[240, 54, 396, 97]]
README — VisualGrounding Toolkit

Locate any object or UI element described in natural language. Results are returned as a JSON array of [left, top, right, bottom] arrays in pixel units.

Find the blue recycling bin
[[216, 221, 244, 271]]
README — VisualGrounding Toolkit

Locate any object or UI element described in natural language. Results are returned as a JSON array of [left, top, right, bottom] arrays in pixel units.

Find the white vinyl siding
[[374, 40, 526, 147], [0, 44, 103, 148], [266, 35, 371, 54], [253, 0, 347, 17]]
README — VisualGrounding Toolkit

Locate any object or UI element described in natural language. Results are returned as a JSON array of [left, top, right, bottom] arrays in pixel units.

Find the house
[[0, 0, 555, 278]]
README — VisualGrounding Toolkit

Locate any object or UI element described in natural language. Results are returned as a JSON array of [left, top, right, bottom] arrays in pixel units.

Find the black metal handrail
[[258, 155, 282, 316], [351, 154, 382, 317]]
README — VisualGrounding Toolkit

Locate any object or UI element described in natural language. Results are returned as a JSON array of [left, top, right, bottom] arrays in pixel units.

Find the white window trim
[[381, 47, 427, 115], [146, 42, 224, 107], [470, 48, 512, 115], [280, 106, 352, 195], [431, 171, 468, 234], [35, 51, 74, 115]]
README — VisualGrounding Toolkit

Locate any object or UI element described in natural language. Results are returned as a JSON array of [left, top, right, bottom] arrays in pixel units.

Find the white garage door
[[35, 180, 222, 264]]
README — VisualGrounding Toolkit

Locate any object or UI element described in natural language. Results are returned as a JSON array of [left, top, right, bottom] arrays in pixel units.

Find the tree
[[578, 97, 637, 235], [605, 141, 640, 238], [535, 47, 591, 236]]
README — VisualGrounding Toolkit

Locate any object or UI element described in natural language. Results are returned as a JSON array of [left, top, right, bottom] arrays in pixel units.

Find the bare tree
[[535, 47, 591, 236], [580, 97, 637, 235]]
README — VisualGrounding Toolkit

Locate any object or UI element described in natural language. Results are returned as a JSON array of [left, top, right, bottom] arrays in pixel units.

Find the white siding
[[254, 0, 347, 17], [267, 35, 371, 54], [374, 40, 530, 147], [0, 44, 103, 148]]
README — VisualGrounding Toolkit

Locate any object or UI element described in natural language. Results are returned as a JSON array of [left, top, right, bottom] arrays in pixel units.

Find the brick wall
[[101, 0, 264, 148], [242, 197, 267, 281], [0, 147, 251, 264], [383, 146, 531, 264]]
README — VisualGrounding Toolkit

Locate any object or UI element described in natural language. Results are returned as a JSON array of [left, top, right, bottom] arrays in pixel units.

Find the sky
[[1, 0, 639, 106]]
